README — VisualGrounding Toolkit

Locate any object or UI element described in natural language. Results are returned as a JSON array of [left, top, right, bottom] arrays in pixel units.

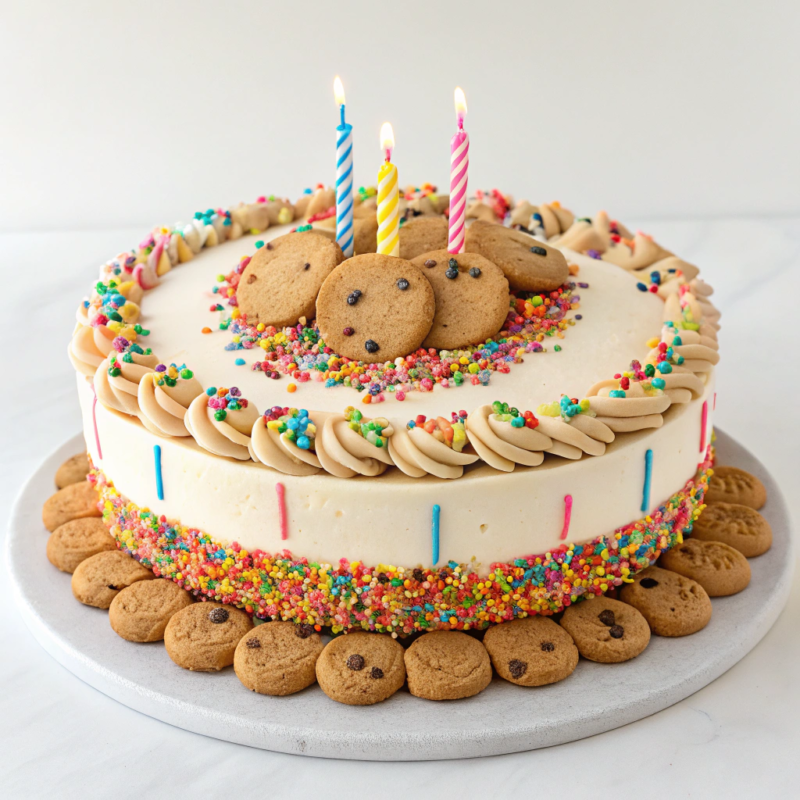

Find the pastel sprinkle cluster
[[154, 363, 194, 387], [407, 412, 469, 451], [344, 406, 389, 448], [265, 407, 316, 451], [215, 259, 582, 396], [490, 401, 540, 429], [89, 449, 713, 636], [205, 386, 248, 422]]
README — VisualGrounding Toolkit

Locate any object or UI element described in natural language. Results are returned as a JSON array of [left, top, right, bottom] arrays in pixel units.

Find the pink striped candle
[[448, 87, 469, 254]]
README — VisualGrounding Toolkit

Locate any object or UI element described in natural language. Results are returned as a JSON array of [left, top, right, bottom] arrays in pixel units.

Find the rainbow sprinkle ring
[[89, 448, 713, 637]]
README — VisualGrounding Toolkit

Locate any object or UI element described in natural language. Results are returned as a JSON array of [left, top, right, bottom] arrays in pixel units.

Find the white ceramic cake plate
[[7, 430, 794, 761]]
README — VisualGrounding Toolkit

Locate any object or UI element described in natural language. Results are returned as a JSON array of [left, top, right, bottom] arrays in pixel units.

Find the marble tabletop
[[2, 218, 798, 799]]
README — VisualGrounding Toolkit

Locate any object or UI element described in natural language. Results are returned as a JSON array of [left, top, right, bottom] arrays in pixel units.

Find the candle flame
[[380, 122, 395, 153], [334, 75, 346, 106], [454, 87, 467, 118]]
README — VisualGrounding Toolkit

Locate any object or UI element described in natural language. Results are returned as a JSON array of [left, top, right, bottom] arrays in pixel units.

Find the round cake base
[[7, 431, 794, 761]]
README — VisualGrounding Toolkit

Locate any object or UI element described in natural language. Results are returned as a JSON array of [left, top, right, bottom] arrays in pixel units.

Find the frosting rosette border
[[89, 448, 713, 636]]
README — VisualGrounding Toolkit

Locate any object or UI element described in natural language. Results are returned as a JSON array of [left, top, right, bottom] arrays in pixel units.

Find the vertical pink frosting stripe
[[276, 482, 288, 540], [560, 495, 573, 540], [91, 383, 102, 460], [700, 400, 708, 453], [448, 130, 469, 254]]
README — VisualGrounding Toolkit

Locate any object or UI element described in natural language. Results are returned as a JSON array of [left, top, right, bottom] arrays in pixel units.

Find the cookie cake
[[46, 84, 775, 706]]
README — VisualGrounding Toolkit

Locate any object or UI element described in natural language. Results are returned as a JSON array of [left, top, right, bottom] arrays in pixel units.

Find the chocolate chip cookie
[[109, 578, 194, 642], [559, 597, 651, 663], [234, 621, 324, 696], [42, 481, 101, 532], [465, 220, 569, 291], [55, 452, 91, 489], [483, 617, 579, 686], [315, 631, 406, 705], [619, 566, 712, 636], [404, 631, 492, 700], [704, 466, 767, 510], [316, 253, 435, 362], [237, 231, 344, 327], [47, 517, 117, 573], [164, 602, 253, 671], [692, 502, 772, 557], [398, 216, 448, 260], [410, 250, 510, 350], [660, 538, 751, 596], [71, 550, 154, 609]]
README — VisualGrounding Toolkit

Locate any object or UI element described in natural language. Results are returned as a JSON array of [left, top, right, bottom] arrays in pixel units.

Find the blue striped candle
[[334, 76, 354, 257]]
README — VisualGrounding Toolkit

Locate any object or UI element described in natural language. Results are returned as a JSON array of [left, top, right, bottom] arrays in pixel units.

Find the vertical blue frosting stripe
[[641, 449, 653, 512], [154, 444, 164, 501], [432, 504, 441, 565]]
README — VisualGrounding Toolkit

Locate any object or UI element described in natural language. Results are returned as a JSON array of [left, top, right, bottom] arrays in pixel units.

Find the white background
[[2, 0, 798, 231], [2, 2, 800, 797]]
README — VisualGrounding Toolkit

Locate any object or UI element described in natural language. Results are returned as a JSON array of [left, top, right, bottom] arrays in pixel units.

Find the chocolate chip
[[424, 259, 437, 268], [247, 274, 257, 284], [208, 607, 229, 624], [107, 584, 120, 591], [449, 258, 458, 269], [303, 262, 311, 270], [609, 625, 625, 639], [347, 290, 362, 305], [468, 267, 481, 278], [640, 577, 659, 589], [397, 278, 410, 290], [530, 245, 547, 256], [365, 339, 379, 354], [342, 326, 354, 336], [508, 659, 527, 678], [598, 609, 616, 627], [370, 667, 384, 679], [266, 242, 273, 250], [412, 568, 425, 582], [295, 624, 315, 639], [245, 637, 261, 649], [346, 654, 365, 671], [445, 267, 459, 280], [541, 641, 555, 652]]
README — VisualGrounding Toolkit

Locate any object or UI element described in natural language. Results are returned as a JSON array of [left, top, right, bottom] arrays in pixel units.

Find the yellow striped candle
[[377, 122, 399, 256]]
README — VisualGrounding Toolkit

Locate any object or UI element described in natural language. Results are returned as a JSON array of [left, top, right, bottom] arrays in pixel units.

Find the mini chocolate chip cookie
[[234, 621, 324, 696], [315, 631, 406, 705], [55, 452, 91, 489], [483, 617, 579, 687], [704, 466, 767, 510], [109, 578, 193, 642], [692, 502, 772, 557], [465, 220, 569, 292], [47, 517, 117, 573], [404, 631, 492, 700], [316, 253, 435, 362], [71, 550, 154, 609], [620, 566, 712, 636], [42, 481, 101, 532], [398, 216, 449, 260], [410, 250, 510, 350], [164, 602, 253, 671], [236, 231, 344, 327], [354, 214, 379, 255], [659, 539, 751, 597], [559, 597, 651, 663]]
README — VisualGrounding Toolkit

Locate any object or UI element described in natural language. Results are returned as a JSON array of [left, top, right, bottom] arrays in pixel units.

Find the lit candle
[[333, 76, 354, 257], [377, 122, 399, 257], [448, 87, 470, 254]]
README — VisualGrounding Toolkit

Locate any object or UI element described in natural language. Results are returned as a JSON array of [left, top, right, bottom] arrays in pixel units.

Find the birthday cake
[[68, 184, 720, 637]]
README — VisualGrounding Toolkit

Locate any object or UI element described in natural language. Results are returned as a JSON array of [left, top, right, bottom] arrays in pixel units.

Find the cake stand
[[7, 430, 794, 761]]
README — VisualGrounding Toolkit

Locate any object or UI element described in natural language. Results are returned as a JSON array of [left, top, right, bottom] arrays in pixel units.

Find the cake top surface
[[142, 223, 665, 422]]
